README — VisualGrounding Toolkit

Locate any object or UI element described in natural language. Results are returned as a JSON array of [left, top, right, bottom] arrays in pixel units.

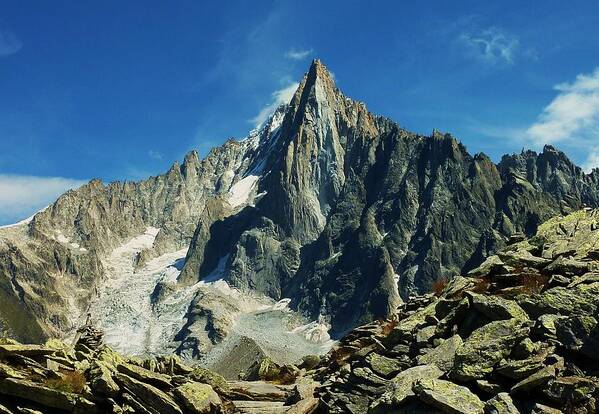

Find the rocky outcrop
[[0, 337, 319, 414]]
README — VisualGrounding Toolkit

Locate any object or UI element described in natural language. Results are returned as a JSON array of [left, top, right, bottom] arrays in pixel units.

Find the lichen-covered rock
[[467, 292, 529, 321], [114, 373, 182, 414], [416, 335, 462, 372], [366, 353, 404, 378], [452, 319, 530, 381], [174, 382, 222, 414], [518, 283, 599, 319], [544, 376, 596, 407], [412, 378, 484, 414], [485, 392, 520, 414], [511, 365, 556, 394], [189, 367, 230, 395], [554, 315, 599, 361], [89, 360, 119, 397], [368, 365, 443, 411], [117, 362, 172, 389], [0, 378, 97, 413]]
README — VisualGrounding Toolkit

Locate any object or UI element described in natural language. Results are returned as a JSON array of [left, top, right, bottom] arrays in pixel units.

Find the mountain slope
[[2, 59, 599, 355]]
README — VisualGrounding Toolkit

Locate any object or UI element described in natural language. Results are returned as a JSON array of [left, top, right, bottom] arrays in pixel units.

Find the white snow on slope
[[90, 227, 336, 361], [90, 227, 194, 355], [227, 175, 260, 208]]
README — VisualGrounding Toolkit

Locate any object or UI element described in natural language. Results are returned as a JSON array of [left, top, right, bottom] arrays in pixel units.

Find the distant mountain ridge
[[1, 59, 599, 355]]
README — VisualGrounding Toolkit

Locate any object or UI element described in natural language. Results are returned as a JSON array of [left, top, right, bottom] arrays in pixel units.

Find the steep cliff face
[[2, 59, 599, 353], [178, 60, 599, 342]]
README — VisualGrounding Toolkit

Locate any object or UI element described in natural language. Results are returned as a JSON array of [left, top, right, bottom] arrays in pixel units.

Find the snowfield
[[90, 227, 335, 361]]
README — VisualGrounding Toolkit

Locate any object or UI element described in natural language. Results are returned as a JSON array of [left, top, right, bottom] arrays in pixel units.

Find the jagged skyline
[[1, 2, 599, 224]]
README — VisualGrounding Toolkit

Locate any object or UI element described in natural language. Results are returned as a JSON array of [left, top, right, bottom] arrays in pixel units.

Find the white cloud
[[250, 82, 299, 127], [525, 67, 599, 170], [583, 148, 599, 172], [285, 48, 313, 60], [148, 150, 163, 160], [459, 27, 520, 65], [0, 30, 22, 57], [0, 175, 87, 225]]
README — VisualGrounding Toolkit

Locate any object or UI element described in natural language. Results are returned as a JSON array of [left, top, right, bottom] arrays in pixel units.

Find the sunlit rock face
[[2, 59, 599, 358]]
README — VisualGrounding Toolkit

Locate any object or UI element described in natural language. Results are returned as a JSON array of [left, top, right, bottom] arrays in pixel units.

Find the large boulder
[[174, 382, 222, 414], [412, 378, 485, 414], [89, 360, 119, 397], [117, 362, 172, 389], [0, 378, 97, 413], [554, 315, 599, 361], [484, 392, 520, 414], [452, 319, 530, 381], [467, 292, 529, 321], [114, 373, 182, 414], [366, 353, 405, 378], [518, 283, 599, 318], [368, 364, 443, 411], [416, 335, 462, 372]]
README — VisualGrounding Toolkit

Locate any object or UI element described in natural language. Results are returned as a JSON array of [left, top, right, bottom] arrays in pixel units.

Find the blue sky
[[1, 1, 599, 224]]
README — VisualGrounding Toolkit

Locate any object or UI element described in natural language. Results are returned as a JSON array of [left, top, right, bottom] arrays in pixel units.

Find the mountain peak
[[306, 58, 336, 89]]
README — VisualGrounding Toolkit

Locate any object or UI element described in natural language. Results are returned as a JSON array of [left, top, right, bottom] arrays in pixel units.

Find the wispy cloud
[[250, 82, 299, 127], [0, 175, 87, 225], [285, 48, 313, 61], [459, 27, 520, 65], [524, 67, 599, 171], [0, 30, 22, 57], [148, 150, 163, 160]]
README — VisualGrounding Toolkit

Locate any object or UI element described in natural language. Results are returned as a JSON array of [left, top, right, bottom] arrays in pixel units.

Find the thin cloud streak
[[458, 27, 520, 65], [250, 82, 299, 127], [0, 30, 22, 57], [285, 48, 313, 60]]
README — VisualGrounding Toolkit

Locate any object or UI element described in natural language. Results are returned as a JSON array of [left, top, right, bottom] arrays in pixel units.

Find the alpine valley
[[2, 60, 599, 413]]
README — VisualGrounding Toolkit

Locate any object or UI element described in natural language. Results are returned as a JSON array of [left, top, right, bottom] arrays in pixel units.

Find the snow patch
[[90, 227, 192, 355], [227, 175, 260, 208]]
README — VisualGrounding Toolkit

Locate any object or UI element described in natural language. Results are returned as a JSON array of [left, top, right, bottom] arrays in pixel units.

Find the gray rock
[[416, 335, 462, 372], [554, 315, 599, 361], [484, 392, 520, 414], [412, 378, 485, 414], [368, 365, 443, 410], [114, 373, 182, 414], [452, 319, 530, 381], [467, 292, 529, 321], [173, 382, 222, 414]]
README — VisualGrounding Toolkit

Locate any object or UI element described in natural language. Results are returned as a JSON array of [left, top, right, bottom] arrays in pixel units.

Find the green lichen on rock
[[413, 378, 485, 414], [174, 382, 222, 414], [452, 318, 530, 381]]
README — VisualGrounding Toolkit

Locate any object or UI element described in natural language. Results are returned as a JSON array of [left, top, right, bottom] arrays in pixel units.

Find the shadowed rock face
[[178, 60, 599, 339], [2, 59, 599, 348]]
